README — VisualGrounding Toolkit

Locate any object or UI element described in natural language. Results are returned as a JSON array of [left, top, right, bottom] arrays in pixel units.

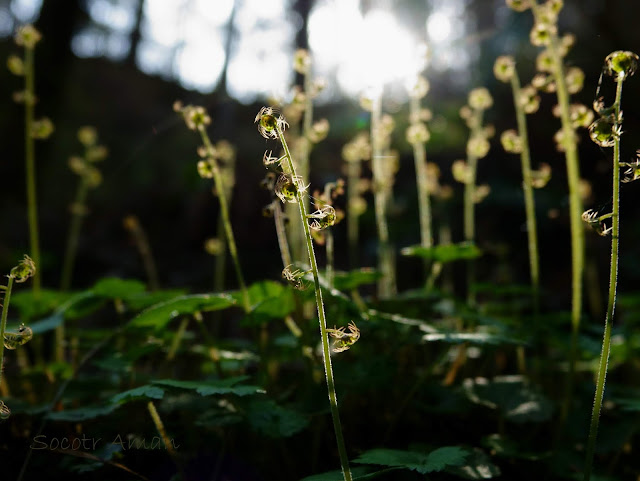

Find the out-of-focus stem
[[24, 46, 40, 296], [198, 127, 249, 312], [371, 93, 394, 298], [510, 70, 540, 315]]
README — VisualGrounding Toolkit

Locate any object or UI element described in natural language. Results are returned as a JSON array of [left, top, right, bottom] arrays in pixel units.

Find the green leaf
[[246, 399, 309, 438], [111, 385, 165, 404], [353, 446, 468, 474], [152, 376, 265, 397], [401, 242, 482, 263], [91, 277, 146, 299], [10, 289, 71, 320], [332, 268, 382, 291], [47, 404, 119, 421], [128, 293, 235, 329], [124, 289, 188, 311], [243, 281, 295, 325]]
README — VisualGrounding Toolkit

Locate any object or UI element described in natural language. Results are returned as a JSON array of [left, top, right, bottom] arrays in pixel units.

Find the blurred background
[[1, 0, 640, 312]]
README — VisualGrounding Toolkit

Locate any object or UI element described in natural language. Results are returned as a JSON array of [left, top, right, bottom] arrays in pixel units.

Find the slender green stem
[[24, 47, 40, 296], [510, 71, 540, 314], [464, 109, 484, 305], [0, 276, 15, 390], [277, 125, 352, 481], [346, 159, 360, 268], [198, 127, 250, 312], [410, 96, 432, 249], [274, 201, 293, 269], [547, 31, 585, 423], [213, 213, 228, 292], [583, 78, 624, 481], [125, 216, 160, 291], [370, 93, 394, 298], [60, 179, 90, 291]]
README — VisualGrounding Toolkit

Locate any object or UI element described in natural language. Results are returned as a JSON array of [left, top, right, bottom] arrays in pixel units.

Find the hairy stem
[[583, 78, 623, 481], [277, 125, 352, 481]]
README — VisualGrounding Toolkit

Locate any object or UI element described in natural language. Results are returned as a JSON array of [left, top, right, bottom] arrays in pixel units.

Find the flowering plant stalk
[[582, 50, 638, 481], [8, 25, 54, 295], [255, 107, 352, 481], [175, 103, 250, 313], [455, 88, 493, 304]]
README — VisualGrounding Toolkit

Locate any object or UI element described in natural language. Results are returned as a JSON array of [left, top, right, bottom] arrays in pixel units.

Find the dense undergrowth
[[2, 2, 640, 481]]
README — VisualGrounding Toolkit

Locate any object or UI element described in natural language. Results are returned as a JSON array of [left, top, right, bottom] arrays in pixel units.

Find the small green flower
[[518, 85, 541, 114], [0, 401, 10, 420], [293, 49, 311, 74], [282, 265, 311, 290], [6, 55, 24, 76], [406, 122, 430, 145], [505, 0, 531, 11], [255, 106, 288, 139], [588, 118, 619, 148], [468, 87, 493, 110], [30, 117, 54, 139], [467, 136, 490, 158], [604, 50, 639, 81], [308, 205, 337, 231], [275, 173, 306, 203], [500, 129, 523, 154], [494, 55, 515, 82], [530, 22, 556, 47], [14, 24, 42, 49], [9, 255, 36, 283], [565, 66, 585, 94], [407, 75, 430, 99], [77, 126, 98, 147]]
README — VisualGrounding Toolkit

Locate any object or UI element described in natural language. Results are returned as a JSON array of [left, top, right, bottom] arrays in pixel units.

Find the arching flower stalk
[[175, 102, 250, 312], [255, 106, 353, 481], [582, 50, 638, 481]]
